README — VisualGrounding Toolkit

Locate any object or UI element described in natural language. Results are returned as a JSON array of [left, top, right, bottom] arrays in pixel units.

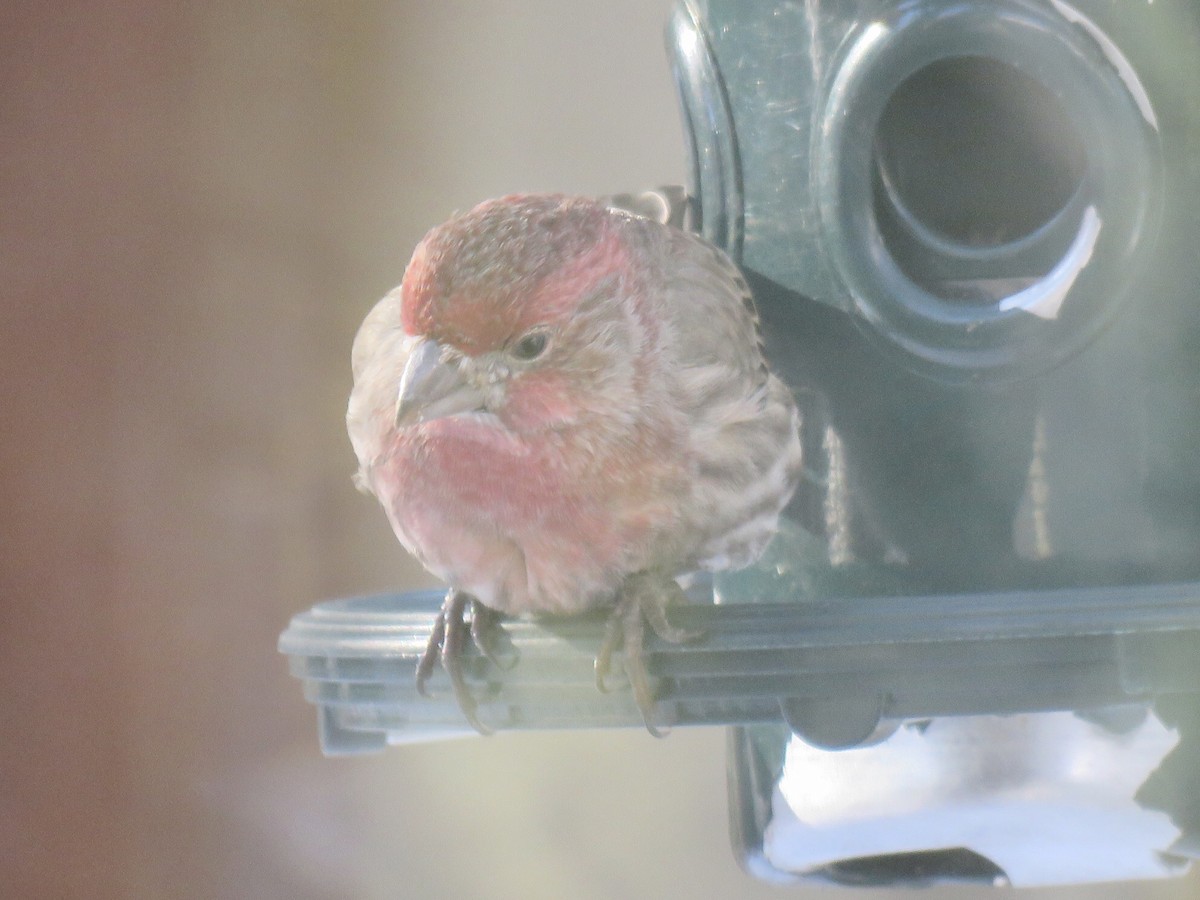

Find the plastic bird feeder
[[281, 0, 1200, 888]]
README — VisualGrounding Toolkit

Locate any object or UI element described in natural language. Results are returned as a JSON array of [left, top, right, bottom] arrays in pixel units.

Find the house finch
[[347, 194, 802, 734]]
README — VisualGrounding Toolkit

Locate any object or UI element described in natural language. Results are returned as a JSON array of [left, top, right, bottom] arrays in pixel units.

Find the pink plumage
[[348, 194, 801, 732]]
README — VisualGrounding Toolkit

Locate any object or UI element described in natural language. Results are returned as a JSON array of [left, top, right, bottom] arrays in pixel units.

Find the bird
[[347, 193, 802, 734]]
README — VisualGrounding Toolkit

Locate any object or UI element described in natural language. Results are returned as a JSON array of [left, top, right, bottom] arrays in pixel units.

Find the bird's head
[[383, 194, 648, 436]]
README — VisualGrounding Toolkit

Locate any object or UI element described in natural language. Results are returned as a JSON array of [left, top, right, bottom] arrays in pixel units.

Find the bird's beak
[[395, 337, 488, 427]]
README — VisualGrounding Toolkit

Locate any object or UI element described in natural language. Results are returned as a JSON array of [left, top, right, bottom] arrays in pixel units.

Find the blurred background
[[3, 2, 1196, 898]]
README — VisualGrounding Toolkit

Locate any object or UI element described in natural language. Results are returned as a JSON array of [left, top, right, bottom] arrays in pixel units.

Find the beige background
[[3, 2, 1196, 897]]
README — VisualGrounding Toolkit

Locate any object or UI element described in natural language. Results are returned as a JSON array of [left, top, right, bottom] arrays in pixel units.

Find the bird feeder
[[281, 0, 1200, 887]]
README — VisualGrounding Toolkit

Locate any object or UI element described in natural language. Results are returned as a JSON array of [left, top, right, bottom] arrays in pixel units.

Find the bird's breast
[[376, 417, 664, 613]]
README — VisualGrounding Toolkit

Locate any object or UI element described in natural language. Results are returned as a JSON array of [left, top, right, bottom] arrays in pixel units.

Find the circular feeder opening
[[871, 56, 1089, 303]]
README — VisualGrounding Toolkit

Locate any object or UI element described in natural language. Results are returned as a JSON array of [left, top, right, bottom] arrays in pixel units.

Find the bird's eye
[[510, 330, 548, 361]]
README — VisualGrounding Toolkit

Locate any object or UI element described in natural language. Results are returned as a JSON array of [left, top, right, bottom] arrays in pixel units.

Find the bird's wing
[[346, 287, 417, 494], [628, 219, 803, 571], [655, 225, 770, 392]]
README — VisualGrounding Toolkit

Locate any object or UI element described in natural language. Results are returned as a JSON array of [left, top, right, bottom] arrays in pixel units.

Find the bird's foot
[[594, 573, 705, 737], [415, 589, 514, 734]]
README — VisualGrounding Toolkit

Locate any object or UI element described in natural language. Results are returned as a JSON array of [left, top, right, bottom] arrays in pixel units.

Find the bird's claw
[[470, 602, 519, 671], [415, 589, 512, 734], [594, 573, 705, 737]]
